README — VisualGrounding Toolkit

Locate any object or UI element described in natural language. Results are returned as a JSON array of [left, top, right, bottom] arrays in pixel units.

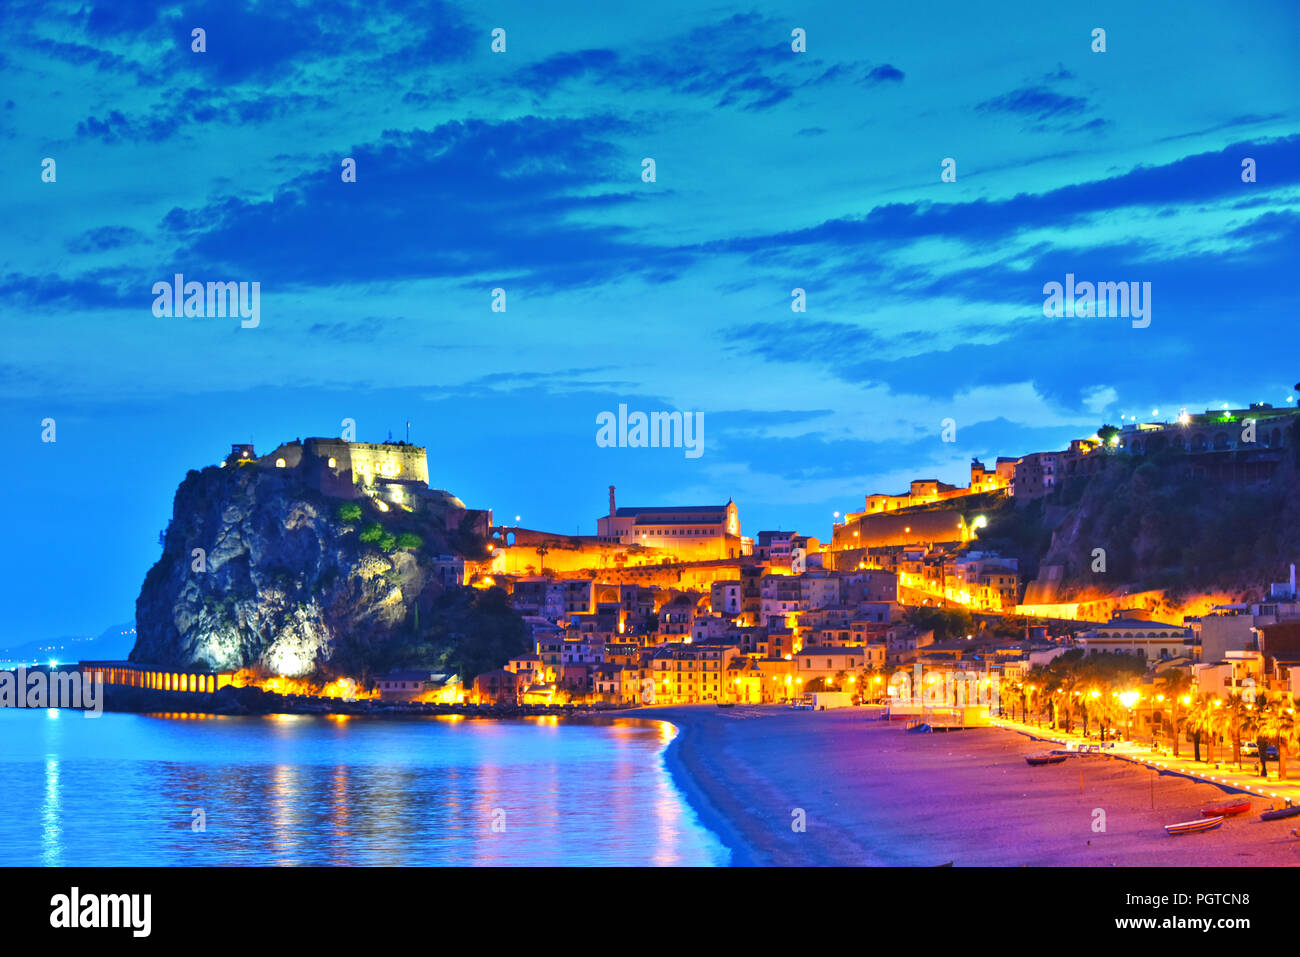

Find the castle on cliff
[[222, 437, 489, 534]]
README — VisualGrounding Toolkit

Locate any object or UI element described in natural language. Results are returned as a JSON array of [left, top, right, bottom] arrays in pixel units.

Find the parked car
[[1242, 741, 1260, 757]]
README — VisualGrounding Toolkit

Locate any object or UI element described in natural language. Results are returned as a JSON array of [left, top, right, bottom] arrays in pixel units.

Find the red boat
[[1201, 799, 1251, 817], [1166, 815, 1224, 836], [1025, 753, 1068, 766]]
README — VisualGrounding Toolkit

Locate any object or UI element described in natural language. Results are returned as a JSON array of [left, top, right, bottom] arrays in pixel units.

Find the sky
[[2, 0, 1298, 644]]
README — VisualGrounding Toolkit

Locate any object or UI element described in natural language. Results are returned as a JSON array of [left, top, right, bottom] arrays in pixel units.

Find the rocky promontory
[[132, 448, 516, 679]]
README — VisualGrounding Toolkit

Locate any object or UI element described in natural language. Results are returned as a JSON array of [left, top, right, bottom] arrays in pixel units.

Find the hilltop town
[[72, 398, 1300, 733], [415, 400, 1300, 712]]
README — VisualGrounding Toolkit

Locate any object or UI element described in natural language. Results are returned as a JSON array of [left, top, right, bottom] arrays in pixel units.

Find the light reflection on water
[[0, 710, 727, 866]]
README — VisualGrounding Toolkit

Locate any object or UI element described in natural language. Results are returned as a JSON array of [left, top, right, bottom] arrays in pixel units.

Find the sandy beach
[[630, 705, 1300, 866]]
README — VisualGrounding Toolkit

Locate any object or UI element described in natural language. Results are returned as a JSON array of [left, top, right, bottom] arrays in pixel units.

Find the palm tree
[[1223, 691, 1248, 769], [1201, 694, 1221, 763], [1241, 696, 1265, 778], [1024, 665, 1051, 723], [1054, 676, 1078, 733], [1162, 671, 1194, 758], [1186, 696, 1212, 762], [1237, 696, 1258, 780], [1275, 706, 1297, 781], [999, 673, 1021, 719], [1081, 689, 1097, 738], [1184, 697, 1202, 761], [1256, 694, 1297, 781]]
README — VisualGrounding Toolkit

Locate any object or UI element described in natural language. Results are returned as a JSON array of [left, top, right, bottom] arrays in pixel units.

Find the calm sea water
[[0, 710, 729, 866]]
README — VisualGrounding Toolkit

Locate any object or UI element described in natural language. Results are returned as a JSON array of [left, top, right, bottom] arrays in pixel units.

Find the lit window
[[328, 457, 337, 468], [275, 458, 286, 468]]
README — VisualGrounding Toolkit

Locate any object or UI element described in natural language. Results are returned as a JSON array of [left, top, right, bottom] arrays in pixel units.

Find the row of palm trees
[[1179, 689, 1298, 779], [999, 651, 1298, 780]]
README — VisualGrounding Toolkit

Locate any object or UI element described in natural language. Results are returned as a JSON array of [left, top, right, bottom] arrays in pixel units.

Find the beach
[[634, 705, 1300, 866]]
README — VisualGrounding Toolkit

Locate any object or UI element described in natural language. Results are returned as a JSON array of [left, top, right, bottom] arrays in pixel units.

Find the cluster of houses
[[369, 557, 1300, 711], [900, 567, 1300, 719], [474, 562, 911, 706], [855, 543, 1020, 612], [367, 394, 1300, 710]]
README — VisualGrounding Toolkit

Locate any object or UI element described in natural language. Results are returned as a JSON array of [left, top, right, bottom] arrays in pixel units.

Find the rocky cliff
[[133, 461, 491, 677], [979, 435, 1300, 608]]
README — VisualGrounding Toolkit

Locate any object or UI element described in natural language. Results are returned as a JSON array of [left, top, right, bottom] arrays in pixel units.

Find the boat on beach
[[1201, 799, 1251, 817], [1025, 753, 1068, 766], [1165, 815, 1224, 836], [1259, 804, 1300, 821]]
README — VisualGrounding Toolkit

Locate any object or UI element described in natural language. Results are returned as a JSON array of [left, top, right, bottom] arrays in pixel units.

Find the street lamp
[[1119, 690, 1140, 740]]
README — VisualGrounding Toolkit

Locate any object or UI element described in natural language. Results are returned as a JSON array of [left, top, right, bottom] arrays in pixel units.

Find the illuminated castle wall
[[224, 439, 479, 526], [832, 508, 972, 549], [241, 438, 431, 499], [858, 459, 1013, 516], [299, 439, 430, 489]]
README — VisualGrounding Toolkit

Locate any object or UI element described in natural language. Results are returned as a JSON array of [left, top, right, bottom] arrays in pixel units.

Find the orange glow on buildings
[[230, 670, 376, 700]]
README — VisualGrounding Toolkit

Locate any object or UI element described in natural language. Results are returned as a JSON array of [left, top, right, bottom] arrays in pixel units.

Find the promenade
[[992, 714, 1300, 810]]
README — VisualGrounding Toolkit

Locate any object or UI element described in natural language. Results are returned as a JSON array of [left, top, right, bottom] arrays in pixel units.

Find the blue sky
[[2, 0, 1298, 644]]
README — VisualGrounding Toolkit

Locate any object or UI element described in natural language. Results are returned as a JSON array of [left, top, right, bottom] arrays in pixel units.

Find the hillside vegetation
[[977, 426, 1300, 603]]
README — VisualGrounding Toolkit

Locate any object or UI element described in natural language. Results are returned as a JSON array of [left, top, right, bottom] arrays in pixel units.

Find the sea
[[0, 709, 729, 866]]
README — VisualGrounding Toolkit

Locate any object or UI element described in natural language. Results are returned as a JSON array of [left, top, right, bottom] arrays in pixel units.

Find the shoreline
[[18, 698, 1300, 865], [88, 683, 610, 719], [624, 705, 1300, 866], [653, 713, 758, 867]]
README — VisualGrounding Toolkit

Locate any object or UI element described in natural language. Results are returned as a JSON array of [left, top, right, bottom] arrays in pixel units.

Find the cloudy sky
[[3, 0, 1297, 643]]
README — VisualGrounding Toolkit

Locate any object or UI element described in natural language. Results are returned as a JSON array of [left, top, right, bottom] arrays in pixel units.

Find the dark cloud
[[721, 207, 1300, 412], [510, 14, 904, 113], [76, 89, 328, 143], [862, 63, 904, 84], [14, 0, 477, 106], [699, 135, 1300, 260], [67, 226, 148, 253], [157, 115, 677, 290], [977, 85, 1089, 121]]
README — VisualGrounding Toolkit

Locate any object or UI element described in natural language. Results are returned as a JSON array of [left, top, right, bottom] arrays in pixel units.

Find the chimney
[[609, 485, 616, 519]]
